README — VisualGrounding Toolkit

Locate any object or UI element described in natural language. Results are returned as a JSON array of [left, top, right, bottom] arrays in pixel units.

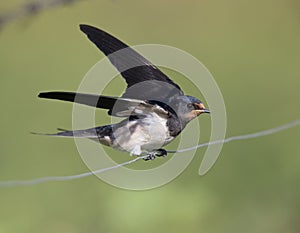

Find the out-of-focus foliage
[[0, 0, 299, 232]]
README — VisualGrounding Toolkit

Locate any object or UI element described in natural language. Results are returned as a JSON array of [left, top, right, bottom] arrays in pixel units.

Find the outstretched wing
[[38, 92, 168, 117], [80, 24, 184, 100]]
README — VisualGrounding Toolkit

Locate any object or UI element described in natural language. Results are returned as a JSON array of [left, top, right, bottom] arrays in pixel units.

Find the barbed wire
[[0, 118, 299, 188], [0, 0, 82, 31]]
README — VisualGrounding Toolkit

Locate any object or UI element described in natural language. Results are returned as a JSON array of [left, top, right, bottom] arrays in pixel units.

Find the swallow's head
[[172, 95, 210, 124]]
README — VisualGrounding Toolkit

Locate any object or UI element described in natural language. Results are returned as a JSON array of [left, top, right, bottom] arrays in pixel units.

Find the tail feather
[[31, 128, 99, 138], [33, 124, 114, 147]]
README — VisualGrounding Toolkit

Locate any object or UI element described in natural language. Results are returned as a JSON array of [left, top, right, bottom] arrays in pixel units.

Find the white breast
[[111, 112, 174, 155]]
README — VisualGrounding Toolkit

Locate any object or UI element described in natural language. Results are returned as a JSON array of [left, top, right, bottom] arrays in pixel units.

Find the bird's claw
[[155, 149, 168, 157], [143, 153, 156, 161], [143, 149, 168, 161]]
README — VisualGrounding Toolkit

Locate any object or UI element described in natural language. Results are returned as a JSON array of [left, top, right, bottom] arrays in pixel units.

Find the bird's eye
[[187, 103, 193, 108]]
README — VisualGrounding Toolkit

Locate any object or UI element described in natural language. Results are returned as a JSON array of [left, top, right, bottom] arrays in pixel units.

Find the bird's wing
[[80, 24, 184, 100], [38, 92, 168, 117]]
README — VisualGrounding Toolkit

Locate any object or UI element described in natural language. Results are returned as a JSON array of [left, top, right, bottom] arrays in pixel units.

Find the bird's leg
[[143, 149, 168, 161]]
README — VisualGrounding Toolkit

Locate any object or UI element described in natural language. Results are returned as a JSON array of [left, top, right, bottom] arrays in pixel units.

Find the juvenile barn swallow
[[38, 24, 210, 160]]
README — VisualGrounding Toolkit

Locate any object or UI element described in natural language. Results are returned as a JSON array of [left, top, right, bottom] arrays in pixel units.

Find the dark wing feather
[[79, 24, 183, 100], [38, 91, 167, 117], [39, 92, 116, 110]]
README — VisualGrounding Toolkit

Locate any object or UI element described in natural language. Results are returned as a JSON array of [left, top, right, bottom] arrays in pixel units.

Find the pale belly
[[111, 114, 174, 155]]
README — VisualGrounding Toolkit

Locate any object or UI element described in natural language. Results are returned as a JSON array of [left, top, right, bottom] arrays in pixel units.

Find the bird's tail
[[32, 125, 114, 146], [31, 127, 99, 139]]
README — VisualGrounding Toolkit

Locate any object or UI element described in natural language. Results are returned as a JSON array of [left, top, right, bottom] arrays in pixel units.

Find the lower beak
[[194, 103, 210, 114]]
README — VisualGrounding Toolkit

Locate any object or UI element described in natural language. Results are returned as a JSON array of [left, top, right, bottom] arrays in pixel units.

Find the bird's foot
[[154, 149, 168, 157], [143, 153, 156, 161], [143, 149, 168, 161]]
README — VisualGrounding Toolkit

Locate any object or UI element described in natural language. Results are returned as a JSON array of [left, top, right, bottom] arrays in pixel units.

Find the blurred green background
[[1, 0, 300, 232]]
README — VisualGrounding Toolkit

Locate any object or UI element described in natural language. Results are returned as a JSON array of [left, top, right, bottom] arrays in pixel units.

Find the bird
[[38, 24, 210, 161]]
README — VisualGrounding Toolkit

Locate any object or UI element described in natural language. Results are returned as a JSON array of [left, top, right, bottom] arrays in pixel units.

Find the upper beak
[[194, 103, 210, 114]]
